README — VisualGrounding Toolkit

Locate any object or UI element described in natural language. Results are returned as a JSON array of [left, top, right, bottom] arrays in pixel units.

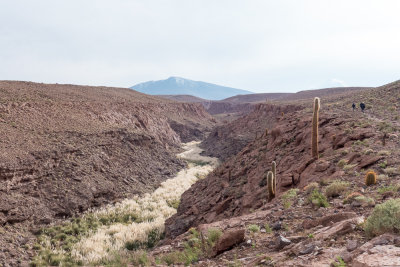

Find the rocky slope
[[157, 81, 400, 266], [0, 81, 215, 265], [201, 103, 301, 161]]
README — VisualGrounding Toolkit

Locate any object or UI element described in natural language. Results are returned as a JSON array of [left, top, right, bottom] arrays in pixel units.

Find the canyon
[[0, 80, 399, 266]]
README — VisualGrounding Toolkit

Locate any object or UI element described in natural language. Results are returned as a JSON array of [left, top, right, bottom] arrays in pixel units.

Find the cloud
[[0, 0, 399, 93], [329, 79, 348, 87]]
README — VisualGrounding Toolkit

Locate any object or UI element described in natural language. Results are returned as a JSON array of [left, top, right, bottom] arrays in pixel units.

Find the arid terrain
[[0, 81, 215, 266], [1, 80, 399, 266]]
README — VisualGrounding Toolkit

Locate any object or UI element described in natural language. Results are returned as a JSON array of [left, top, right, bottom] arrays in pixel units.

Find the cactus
[[365, 171, 377, 186], [267, 171, 275, 200], [272, 161, 277, 194], [312, 97, 320, 159]]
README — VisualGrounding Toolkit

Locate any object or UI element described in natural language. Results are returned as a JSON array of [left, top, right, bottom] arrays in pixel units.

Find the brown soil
[[0, 81, 215, 265]]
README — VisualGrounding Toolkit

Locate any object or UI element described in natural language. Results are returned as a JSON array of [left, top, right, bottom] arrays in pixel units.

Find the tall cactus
[[267, 171, 275, 200], [272, 161, 277, 194], [312, 97, 320, 159]]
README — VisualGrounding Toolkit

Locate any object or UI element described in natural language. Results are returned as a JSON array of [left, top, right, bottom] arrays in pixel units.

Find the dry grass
[[33, 142, 217, 265]]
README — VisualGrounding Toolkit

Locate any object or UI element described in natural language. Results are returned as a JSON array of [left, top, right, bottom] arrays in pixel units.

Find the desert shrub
[[331, 256, 347, 267], [343, 192, 363, 204], [325, 181, 350, 198], [365, 198, 400, 237], [378, 122, 394, 133], [161, 227, 215, 266], [337, 159, 348, 168], [185, 159, 210, 166], [364, 148, 374, 155], [166, 199, 180, 209], [378, 184, 400, 194], [319, 178, 330, 186], [304, 182, 319, 194], [343, 164, 357, 171], [309, 189, 329, 208], [353, 140, 368, 147], [384, 167, 400, 176], [248, 224, 260, 233], [379, 161, 388, 169], [282, 189, 299, 209], [264, 224, 272, 233], [206, 228, 222, 247], [378, 150, 391, 156]]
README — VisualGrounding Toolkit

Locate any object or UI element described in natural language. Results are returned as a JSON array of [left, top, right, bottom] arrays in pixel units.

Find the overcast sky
[[1, 0, 399, 93]]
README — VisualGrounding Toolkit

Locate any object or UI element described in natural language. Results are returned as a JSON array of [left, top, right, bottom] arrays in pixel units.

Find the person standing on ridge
[[352, 103, 356, 111], [360, 102, 366, 113]]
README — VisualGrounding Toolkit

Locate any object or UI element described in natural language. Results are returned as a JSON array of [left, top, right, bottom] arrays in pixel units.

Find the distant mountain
[[130, 77, 253, 100], [158, 94, 209, 103]]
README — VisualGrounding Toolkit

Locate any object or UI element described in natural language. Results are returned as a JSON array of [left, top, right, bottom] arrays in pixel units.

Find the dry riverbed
[[31, 141, 218, 266]]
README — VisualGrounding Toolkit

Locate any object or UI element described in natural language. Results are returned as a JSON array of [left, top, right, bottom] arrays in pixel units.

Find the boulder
[[212, 229, 245, 256], [314, 216, 364, 240], [302, 212, 357, 229], [353, 245, 400, 267], [275, 235, 291, 250]]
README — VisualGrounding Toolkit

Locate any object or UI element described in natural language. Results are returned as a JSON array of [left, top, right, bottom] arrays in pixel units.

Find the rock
[[357, 156, 382, 170], [299, 243, 315, 255], [314, 216, 364, 240], [341, 251, 353, 263], [275, 235, 291, 250], [346, 240, 358, 252], [353, 245, 400, 267], [287, 235, 306, 243], [302, 212, 357, 229], [212, 229, 245, 256], [315, 160, 330, 172], [271, 221, 282, 231]]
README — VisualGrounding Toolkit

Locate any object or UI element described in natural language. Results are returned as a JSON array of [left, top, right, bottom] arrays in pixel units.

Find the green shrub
[[337, 159, 348, 168], [282, 189, 299, 209], [304, 182, 319, 194], [325, 181, 350, 198], [309, 189, 329, 208], [365, 198, 400, 237], [248, 224, 260, 233], [264, 224, 272, 233], [331, 256, 347, 267], [378, 184, 400, 194], [206, 228, 222, 246]]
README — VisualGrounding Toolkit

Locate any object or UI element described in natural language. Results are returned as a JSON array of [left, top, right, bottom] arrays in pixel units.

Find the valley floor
[[31, 142, 218, 266]]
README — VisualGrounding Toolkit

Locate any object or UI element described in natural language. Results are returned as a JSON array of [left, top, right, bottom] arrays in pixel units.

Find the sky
[[0, 0, 399, 93]]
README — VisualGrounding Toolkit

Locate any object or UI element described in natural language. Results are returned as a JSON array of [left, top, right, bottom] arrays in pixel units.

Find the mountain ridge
[[130, 76, 253, 100]]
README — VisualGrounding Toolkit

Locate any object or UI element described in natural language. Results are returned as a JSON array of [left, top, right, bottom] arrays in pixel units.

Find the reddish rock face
[[201, 103, 301, 161], [166, 102, 384, 239]]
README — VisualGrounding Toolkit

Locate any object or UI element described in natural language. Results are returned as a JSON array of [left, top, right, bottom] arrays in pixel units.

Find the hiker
[[360, 102, 366, 112], [352, 103, 356, 111]]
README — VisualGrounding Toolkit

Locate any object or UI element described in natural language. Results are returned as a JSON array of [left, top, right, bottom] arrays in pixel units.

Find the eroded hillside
[[156, 81, 400, 266], [0, 81, 215, 265]]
